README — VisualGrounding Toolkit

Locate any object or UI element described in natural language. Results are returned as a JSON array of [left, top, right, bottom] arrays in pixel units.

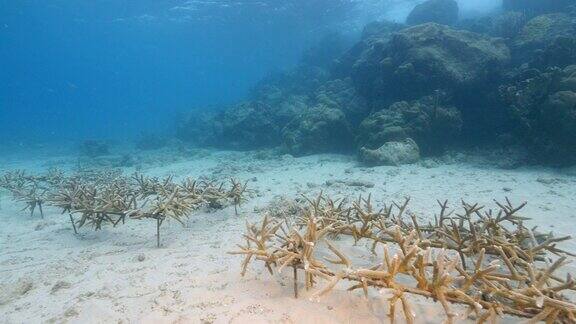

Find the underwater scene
[[2, 0, 576, 323]]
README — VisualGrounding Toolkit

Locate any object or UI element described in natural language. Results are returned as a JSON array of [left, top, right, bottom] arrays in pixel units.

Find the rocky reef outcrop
[[282, 106, 353, 156], [500, 65, 576, 165], [512, 13, 576, 66], [406, 0, 459, 26], [357, 95, 462, 156], [176, 1, 576, 166], [350, 23, 510, 104], [210, 102, 283, 150]]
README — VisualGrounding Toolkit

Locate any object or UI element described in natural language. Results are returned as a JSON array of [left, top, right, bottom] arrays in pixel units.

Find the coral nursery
[[233, 194, 576, 322], [0, 169, 248, 247]]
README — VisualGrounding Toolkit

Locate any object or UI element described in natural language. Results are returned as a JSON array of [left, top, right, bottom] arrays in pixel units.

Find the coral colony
[[0, 169, 248, 247], [231, 193, 576, 323]]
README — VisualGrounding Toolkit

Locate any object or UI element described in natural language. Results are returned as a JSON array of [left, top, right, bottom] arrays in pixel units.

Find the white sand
[[1, 150, 575, 323]]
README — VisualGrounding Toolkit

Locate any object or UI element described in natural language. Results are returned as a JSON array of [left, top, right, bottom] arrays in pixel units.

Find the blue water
[[0, 1, 352, 143]]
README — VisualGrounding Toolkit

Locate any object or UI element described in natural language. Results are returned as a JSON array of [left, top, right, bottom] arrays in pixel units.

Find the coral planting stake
[[157, 217, 161, 248], [69, 213, 78, 234], [293, 266, 298, 298]]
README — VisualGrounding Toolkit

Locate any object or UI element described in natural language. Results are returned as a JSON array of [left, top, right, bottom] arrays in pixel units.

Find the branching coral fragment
[[231, 193, 576, 323], [0, 169, 250, 247]]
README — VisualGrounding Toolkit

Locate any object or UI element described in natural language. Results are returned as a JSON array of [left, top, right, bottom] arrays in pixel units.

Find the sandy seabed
[[1, 149, 575, 323]]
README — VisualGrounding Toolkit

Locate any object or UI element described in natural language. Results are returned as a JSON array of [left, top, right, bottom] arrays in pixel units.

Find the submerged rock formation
[[351, 23, 510, 104], [406, 0, 459, 26], [177, 7, 576, 166], [357, 95, 462, 156], [211, 102, 280, 150], [282, 106, 353, 156], [512, 13, 576, 65], [501, 65, 576, 165], [359, 138, 420, 166]]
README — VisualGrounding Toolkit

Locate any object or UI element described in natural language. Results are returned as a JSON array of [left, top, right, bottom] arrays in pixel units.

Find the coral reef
[[0, 169, 249, 247], [356, 94, 462, 156], [406, 0, 459, 26], [351, 23, 510, 103], [312, 78, 369, 126], [231, 193, 576, 323], [282, 106, 353, 156], [500, 65, 576, 165], [176, 1, 576, 165], [211, 102, 280, 150], [512, 13, 576, 65]]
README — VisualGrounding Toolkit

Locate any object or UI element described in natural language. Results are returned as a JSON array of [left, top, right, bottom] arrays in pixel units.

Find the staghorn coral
[[0, 169, 250, 247], [231, 193, 575, 323]]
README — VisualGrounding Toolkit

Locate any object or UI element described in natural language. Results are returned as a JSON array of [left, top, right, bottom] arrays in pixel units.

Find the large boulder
[[359, 138, 420, 166], [357, 95, 462, 155], [406, 0, 459, 26], [351, 23, 511, 103], [282, 106, 353, 156], [500, 65, 576, 164]]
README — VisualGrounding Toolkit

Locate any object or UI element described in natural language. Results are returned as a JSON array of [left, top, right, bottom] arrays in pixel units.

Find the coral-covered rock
[[513, 14, 576, 65], [406, 0, 459, 26], [312, 78, 369, 126], [359, 138, 420, 166], [282, 106, 353, 156], [211, 102, 280, 150], [539, 90, 576, 153], [532, 36, 576, 69], [351, 23, 510, 103], [357, 95, 463, 155], [500, 65, 576, 164]]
